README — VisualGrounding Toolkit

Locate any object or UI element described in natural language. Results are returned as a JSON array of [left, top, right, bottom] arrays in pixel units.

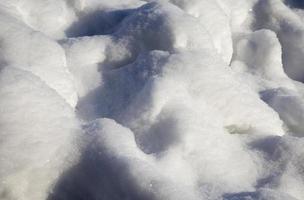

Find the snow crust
[[1, 0, 304, 200]]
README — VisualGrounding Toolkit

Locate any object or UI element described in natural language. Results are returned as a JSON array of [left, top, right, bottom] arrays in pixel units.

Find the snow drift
[[1, 0, 304, 200]]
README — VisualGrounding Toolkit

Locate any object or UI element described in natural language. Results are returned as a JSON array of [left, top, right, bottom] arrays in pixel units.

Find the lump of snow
[[2, 0, 304, 199], [0, 67, 81, 200]]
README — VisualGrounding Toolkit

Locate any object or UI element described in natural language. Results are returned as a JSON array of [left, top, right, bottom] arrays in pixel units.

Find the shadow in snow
[[66, 9, 134, 37], [47, 136, 155, 200], [223, 192, 258, 200], [248, 136, 285, 188], [285, 0, 304, 9]]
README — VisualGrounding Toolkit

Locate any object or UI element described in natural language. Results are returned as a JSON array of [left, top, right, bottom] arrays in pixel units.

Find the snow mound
[[0, 67, 81, 200], [2, 0, 304, 200], [0, 9, 77, 106]]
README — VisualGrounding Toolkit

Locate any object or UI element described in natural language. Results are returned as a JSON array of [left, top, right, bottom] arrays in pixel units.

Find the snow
[[1, 0, 304, 200], [0, 9, 77, 106], [254, 0, 304, 82], [0, 67, 81, 200]]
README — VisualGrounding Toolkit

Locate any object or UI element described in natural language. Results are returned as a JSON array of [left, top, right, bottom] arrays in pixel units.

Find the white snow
[[0, 67, 81, 200], [1, 0, 304, 200]]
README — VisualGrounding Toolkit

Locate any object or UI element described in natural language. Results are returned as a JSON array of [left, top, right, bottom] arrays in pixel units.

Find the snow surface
[[1, 0, 304, 200]]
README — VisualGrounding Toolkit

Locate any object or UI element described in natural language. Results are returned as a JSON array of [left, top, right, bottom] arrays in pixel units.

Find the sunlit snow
[[1, 0, 304, 200]]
